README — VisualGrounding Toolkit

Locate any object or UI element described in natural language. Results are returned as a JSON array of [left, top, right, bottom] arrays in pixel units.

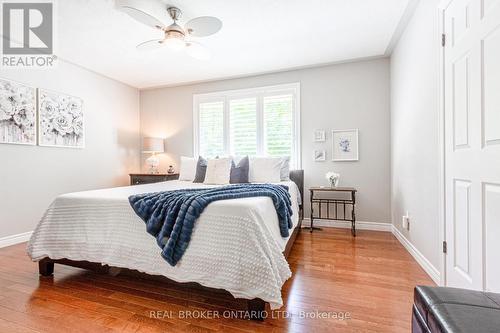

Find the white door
[[444, 0, 500, 291]]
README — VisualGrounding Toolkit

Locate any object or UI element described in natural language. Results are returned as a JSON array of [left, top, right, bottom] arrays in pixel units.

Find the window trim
[[193, 82, 301, 168]]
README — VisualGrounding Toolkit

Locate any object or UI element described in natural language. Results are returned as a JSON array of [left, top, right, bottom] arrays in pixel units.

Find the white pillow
[[178, 156, 197, 181], [248, 157, 282, 183], [203, 158, 232, 184]]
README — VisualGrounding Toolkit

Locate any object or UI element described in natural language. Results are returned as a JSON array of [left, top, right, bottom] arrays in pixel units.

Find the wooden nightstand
[[309, 187, 357, 236], [129, 173, 179, 185]]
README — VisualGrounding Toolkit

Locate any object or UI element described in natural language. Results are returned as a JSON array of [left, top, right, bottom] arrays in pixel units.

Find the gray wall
[[0, 60, 141, 239], [390, 0, 441, 269], [140, 58, 391, 223]]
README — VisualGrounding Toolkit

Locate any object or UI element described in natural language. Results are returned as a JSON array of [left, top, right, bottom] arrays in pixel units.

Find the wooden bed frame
[[38, 170, 304, 321]]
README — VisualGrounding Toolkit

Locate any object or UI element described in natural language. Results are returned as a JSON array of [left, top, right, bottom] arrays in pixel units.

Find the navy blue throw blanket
[[128, 183, 293, 266]]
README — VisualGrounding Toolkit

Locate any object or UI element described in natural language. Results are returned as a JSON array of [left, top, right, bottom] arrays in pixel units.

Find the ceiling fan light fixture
[[127, 3, 221, 58], [164, 35, 185, 51]]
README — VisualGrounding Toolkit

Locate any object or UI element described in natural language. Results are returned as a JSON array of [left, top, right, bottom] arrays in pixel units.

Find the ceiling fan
[[116, 0, 222, 60]]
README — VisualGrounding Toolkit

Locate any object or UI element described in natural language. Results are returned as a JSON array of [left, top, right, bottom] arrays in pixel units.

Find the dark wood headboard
[[289, 169, 304, 209]]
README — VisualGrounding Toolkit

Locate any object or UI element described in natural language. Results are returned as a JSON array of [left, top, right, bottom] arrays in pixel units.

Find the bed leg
[[248, 298, 266, 321], [39, 259, 54, 276]]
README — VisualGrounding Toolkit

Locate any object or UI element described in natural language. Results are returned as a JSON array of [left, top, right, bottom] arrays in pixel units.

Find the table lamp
[[142, 137, 164, 174]]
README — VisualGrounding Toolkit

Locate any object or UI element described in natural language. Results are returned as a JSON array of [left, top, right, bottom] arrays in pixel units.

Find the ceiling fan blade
[[185, 41, 211, 60], [137, 39, 165, 51], [185, 16, 222, 37], [116, 0, 166, 30]]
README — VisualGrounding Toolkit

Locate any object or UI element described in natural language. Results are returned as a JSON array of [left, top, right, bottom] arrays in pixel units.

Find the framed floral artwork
[[0, 78, 36, 145], [38, 89, 84, 148], [332, 129, 359, 161]]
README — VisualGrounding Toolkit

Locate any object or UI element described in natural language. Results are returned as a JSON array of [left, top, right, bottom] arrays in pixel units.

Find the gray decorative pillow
[[193, 156, 207, 183], [230, 156, 249, 183]]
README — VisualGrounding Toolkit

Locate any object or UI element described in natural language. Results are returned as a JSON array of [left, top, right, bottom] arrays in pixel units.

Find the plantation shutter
[[198, 101, 224, 158], [263, 94, 294, 161], [229, 98, 257, 156], [194, 84, 300, 167]]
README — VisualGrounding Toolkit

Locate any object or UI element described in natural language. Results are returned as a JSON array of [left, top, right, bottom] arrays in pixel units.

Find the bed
[[27, 170, 304, 319]]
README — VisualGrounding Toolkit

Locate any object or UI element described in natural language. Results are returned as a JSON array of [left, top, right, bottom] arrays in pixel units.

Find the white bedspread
[[27, 180, 300, 309]]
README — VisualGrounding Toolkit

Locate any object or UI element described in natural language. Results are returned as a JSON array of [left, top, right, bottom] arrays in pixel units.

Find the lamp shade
[[142, 137, 165, 153]]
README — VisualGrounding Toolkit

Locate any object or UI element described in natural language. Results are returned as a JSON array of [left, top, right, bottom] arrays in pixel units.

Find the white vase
[[330, 176, 339, 187]]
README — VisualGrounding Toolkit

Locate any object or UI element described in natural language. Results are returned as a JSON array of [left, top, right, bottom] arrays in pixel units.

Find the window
[[193, 83, 300, 168]]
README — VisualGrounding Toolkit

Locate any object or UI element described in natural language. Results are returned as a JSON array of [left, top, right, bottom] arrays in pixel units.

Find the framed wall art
[[38, 89, 84, 148], [313, 129, 326, 142], [332, 129, 358, 161], [313, 149, 326, 161], [0, 78, 36, 145]]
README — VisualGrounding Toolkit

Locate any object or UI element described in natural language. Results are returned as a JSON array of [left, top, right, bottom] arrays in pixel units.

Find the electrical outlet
[[402, 212, 410, 230]]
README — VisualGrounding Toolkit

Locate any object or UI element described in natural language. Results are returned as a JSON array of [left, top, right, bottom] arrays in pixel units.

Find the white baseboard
[[0, 231, 32, 249], [302, 218, 392, 232], [391, 225, 440, 285]]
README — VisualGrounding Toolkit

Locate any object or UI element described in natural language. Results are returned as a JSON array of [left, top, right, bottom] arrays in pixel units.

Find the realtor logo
[[1, 1, 56, 67]]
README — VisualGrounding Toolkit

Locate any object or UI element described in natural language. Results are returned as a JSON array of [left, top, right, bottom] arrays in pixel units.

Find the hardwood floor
[[0, 228, 434, 332]]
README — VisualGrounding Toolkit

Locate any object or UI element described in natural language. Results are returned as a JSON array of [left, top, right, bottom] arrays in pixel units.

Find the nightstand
[[129, 173, 179, 185], [309, 187, 357, 236]]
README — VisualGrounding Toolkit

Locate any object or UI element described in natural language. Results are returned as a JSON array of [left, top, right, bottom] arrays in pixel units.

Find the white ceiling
[[56, 0, 411, 89]]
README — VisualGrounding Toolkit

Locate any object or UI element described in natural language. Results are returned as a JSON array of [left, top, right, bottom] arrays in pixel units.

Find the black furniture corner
[[412, 285, 500, 333], [129, 173, 179, 185]]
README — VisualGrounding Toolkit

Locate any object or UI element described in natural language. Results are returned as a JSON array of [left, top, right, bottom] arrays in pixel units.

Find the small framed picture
[[332, 129, 359, 161], [313, 129, 326, 142], [313, 150, 326, 161]]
